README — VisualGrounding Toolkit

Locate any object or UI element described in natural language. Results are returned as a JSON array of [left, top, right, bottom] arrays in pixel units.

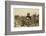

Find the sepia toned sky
[[13, 8, 39, 16]]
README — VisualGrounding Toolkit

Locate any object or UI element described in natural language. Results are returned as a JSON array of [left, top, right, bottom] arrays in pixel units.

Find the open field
[[14, 15, 39, 27]]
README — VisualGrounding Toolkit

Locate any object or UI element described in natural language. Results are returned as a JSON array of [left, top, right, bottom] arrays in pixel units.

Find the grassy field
[[14, 16, 39, 27]]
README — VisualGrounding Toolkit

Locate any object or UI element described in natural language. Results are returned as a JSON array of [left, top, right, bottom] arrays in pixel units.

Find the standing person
[[26, 13, 31, 26]]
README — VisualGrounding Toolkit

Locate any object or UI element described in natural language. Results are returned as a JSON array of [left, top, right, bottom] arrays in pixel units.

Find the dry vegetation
[[14, 14, 39, 27]]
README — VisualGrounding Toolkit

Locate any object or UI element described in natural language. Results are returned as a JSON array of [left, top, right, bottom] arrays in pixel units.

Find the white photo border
[[11, 5, 42, 32]]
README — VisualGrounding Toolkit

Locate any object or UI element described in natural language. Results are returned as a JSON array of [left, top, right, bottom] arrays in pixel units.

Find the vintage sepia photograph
[[13, 8, 39, 27]]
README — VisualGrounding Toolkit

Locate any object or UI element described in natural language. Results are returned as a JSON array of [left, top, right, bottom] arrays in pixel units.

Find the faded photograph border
[[11, 5, 42, 32]]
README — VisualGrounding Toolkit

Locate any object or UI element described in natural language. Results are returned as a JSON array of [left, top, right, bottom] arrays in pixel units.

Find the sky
[[13, 8, 39, 16]]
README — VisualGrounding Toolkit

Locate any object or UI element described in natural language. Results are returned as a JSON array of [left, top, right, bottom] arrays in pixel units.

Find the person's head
[[27, 13, 30, 16]]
